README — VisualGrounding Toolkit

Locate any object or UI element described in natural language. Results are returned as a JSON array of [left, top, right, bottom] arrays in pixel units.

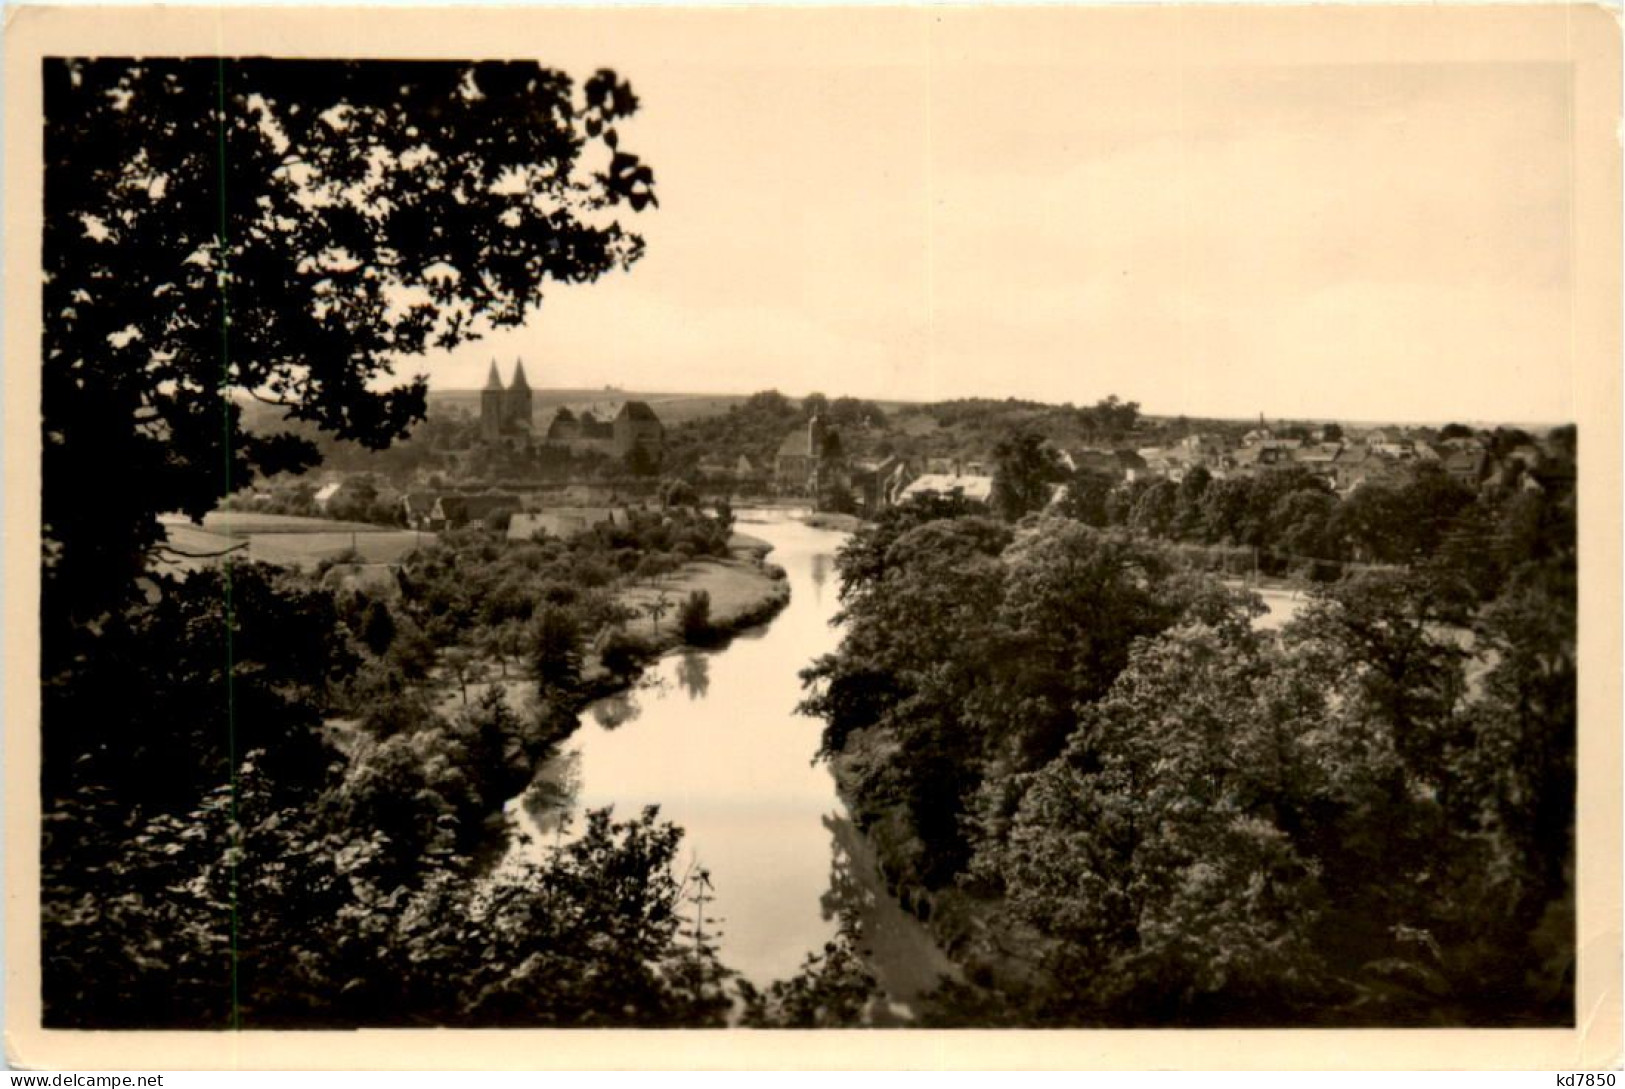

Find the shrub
[[598, 630, 651, 681], [678, 590, 713, 644]]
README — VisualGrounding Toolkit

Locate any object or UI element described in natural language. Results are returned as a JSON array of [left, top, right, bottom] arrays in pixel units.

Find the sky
[[404, 6, 1607, 424]]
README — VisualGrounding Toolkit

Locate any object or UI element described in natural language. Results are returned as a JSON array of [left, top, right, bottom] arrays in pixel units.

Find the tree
[[644, 592, 673, 635], [1077, 395, 1140, 437], [819, 480, 857, 515], [532, 605, 583, 692], [442, 646, 482, 705], [972, 622, 1336, 1025], [990, 430, 1064, 521], [624, 444, 660, 477], [828, 395, 886, 429], [44, 59, 656, 640], [662, 479, 699, 508], [678, 590, 713, 644], [1197, 477, 1252, 544], [41, 562, 349, 811], [712, 499, 735, 535], [358, 598, 397, 657], [1270, 488, 1340, 562], [1058, 468, 1115, 527], [1128, 478, 1179, 537], [737, 919, 878, 1027], [598, 630, 648, 682], [743, 389, 796, 417], [1286, 569, 1470, 777], [1173, 465, 1213, 537], [386, 617, 438, 683]]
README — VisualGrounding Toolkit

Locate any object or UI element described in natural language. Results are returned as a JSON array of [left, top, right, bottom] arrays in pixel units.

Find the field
[[1251, 587, 1307, 632], [157, 512, 433, 573], [617, 555, 788, 642], [192, 510, 392, 536]]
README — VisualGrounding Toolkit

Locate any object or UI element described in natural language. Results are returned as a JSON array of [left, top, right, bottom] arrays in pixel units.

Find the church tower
[[480, 360, 505, 442], [506, 357, 533, 433]]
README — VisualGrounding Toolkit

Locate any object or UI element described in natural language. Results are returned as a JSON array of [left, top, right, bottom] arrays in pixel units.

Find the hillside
[[427, 388, 752, 427]]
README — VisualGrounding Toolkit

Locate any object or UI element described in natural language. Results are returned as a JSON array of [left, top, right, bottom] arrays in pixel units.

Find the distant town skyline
[[395, 7, 1604, 427], [425, 360, 1567, 431]]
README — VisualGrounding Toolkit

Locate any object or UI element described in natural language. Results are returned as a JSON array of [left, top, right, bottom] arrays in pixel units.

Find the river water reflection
[[504, 512, 947, 1002]]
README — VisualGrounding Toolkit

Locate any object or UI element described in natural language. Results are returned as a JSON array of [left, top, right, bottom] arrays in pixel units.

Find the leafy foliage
[[44, 58, 654, 639], [803, 494, 1576, 1026], [737, 920, 880, 1027], [678, 589, 714, 644], [990, 430, 1067, 521]]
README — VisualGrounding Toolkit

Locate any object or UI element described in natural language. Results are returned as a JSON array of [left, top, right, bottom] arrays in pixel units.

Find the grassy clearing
[[618, 556, 789, 642], [246, 531, 429, 567], [196, 510, 391, 535], [159, 519, 432, 572]]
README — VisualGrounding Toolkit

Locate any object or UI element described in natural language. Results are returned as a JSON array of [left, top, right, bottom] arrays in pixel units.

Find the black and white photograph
[[5, 2, 1619, 1070]]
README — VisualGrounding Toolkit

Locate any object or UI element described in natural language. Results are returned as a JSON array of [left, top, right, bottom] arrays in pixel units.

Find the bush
[[678, 590, 713, 644], [598, 629, 652, 681], [663, 479, 700, 507], [532, 605, 583, 691]]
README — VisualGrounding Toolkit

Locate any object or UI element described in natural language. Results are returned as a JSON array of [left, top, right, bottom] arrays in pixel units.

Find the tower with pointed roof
[[480, 359, 505, 442], [506, 358, 533, 434], [479, 358, 536, 443]]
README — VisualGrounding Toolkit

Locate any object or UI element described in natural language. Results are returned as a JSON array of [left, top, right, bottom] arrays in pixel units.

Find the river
[[501, 510, 953, 1018]]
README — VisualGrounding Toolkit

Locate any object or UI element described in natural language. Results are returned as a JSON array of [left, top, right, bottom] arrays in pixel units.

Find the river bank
[[824, 729, 1043, 1012], [504, 514, 911, 995], [436, 529, 790, 719], [610, 532, 790, 653]]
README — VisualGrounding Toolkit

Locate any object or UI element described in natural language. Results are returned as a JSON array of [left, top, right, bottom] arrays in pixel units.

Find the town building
[[613, 401, 664, 460], [430, 493, 522, 529], [849, 456, 914, 515], [542, 401, 665, 460], [898, 471, 996, 505], [400, 492, 440, 528], [545, 407, 615, 451], [1069, 448, 1142, 482], [1439, 445, 1490, 489], [775, 415, 845, 494]]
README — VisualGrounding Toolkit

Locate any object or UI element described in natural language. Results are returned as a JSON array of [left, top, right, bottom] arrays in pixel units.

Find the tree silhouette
[[43, 58, 656, 644], [644, 591, 673, 634], [990, 430, 1065, 521]]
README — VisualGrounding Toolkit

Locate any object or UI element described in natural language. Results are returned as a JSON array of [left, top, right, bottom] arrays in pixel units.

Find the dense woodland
[[44, 504, 789, 1025], [800, 458, 1576, 1025], [1031, 429, 1575, 576]]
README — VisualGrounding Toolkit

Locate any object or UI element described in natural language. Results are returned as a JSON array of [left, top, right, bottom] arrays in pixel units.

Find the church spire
[[510, 357, 530, 390], [484, 359, 504, 391]]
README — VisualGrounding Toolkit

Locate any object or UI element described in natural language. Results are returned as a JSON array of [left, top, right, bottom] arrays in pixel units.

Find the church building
[[480, 359, 534, 442]]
